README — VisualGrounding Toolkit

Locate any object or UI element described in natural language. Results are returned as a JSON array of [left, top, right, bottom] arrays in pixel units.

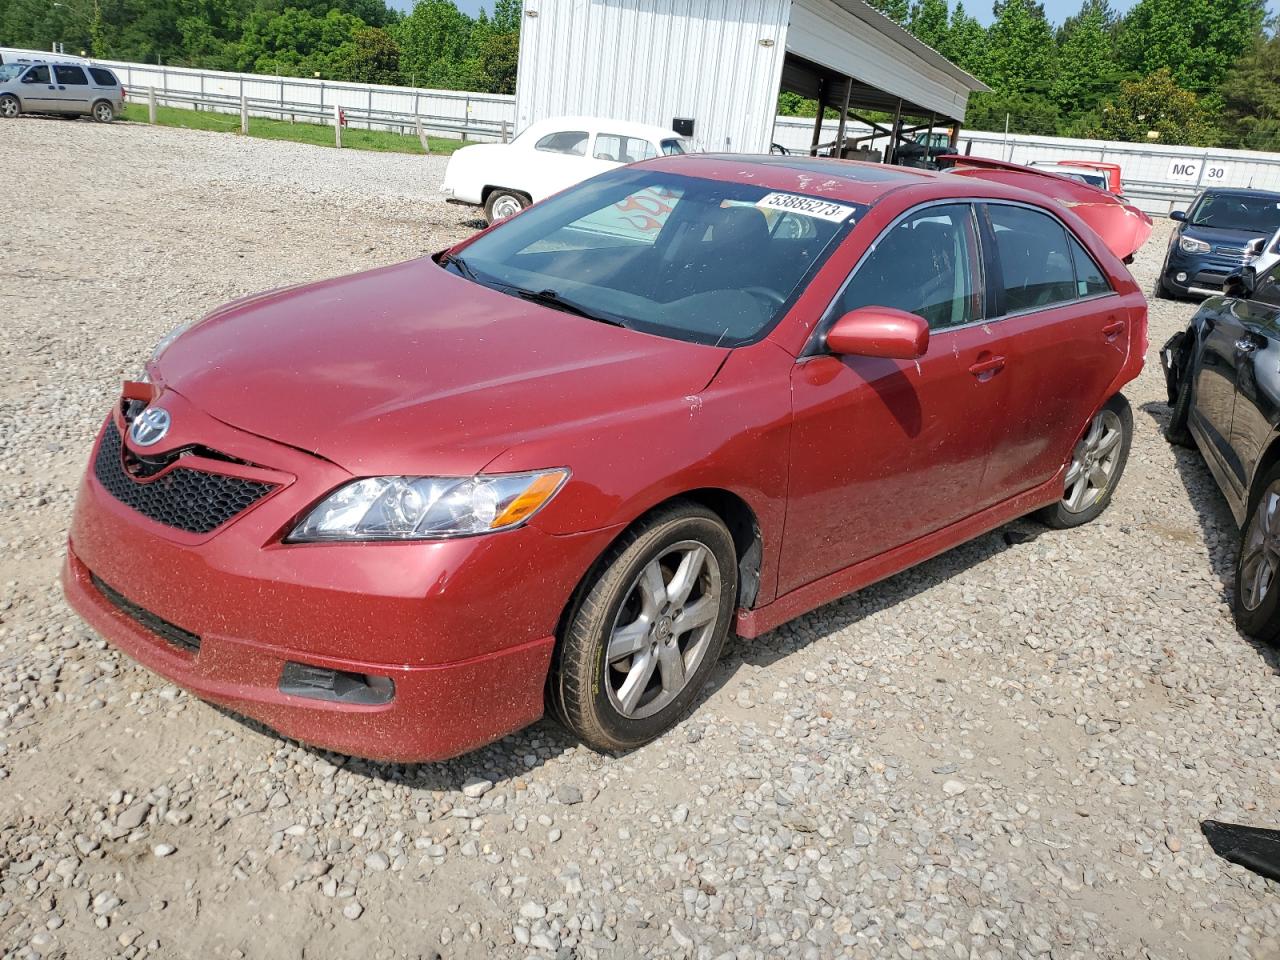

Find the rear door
[[781, 201, 1010, 592], [51, 64, 92, 113], [975, 202, 1131, 500]]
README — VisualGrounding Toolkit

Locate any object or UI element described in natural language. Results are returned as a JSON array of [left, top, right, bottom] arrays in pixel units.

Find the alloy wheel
[[1241, 479, 1280, 611], [0, 97, 18, 119], [1062, 408, 1124, 514], [605, 540, 722, 720], [94, 103, 113, 122]]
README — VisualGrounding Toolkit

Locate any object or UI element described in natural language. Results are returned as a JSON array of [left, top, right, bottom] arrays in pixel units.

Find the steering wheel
[[742, 286, 786, 308]]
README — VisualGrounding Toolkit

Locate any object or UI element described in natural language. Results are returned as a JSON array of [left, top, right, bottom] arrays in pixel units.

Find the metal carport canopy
[[785, 0, 989, 122]]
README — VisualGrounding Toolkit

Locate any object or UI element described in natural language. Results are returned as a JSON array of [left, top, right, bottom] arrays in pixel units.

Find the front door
[[17, 65, 56, 112], [1193, 299, 1251, 494], [782, 202, 1009, 593], [1228, 263, 1280, 489]]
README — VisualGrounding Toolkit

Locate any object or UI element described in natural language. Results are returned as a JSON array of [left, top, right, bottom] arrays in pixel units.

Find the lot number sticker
[[1166, 158, 1231, 184], [756, 192, 857, 223]]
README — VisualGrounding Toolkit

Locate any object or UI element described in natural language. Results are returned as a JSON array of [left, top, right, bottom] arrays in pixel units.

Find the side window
[[594, 134, 658, 164], [534, 131, 588, 156], [1254, 263, 1280, 309], [88, 68, 117, 86], [1067, 234, 1112, 297], [661, 139, 686, 156], [834, 203, 982, 331], [55, 65, 88, 85], [23, 65, 50, 83], [988, 205, 1078, 313]]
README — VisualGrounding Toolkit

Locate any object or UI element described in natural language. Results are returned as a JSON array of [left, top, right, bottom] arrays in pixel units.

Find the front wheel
[[92, 100, 115, 123], [1233, 464, 1280, 643], [483, 188, 529, 224], [1036, 393, 1133, 529], [549, 502, 738, 753], [0, 95, 19, 120]]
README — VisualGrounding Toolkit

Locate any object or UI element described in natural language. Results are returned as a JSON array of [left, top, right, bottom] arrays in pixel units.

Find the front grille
[[1212, 245, 1250, 261], [91, 574, 201, 654], [94, 420, 275, 534]]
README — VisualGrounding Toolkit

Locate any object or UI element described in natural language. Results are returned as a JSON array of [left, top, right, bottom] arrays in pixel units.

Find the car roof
[[1198, 188, 1280, 199], [519, 115, 682, 141], [642, 153, 1082, 209]]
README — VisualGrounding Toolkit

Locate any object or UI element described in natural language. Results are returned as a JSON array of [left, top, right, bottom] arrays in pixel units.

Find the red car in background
[[1058, 160, 1124, 196], [64, 154, 1147, 762]]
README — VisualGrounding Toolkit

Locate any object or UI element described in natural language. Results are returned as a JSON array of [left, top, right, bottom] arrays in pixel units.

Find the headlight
[[1179, 236, 1210, 254], [288, 469, 570, 542]]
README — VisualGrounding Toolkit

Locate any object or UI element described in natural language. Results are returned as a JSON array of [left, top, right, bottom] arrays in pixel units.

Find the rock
[[519, 902, 546, 920], [364, 852, 389, 872], [942, 780, 967, 797], [461, 777, 494, 799], [152, 843, 176, 858], [556, 784, 583, 805], [117, 803, 151, 831], [343, 902, 364, 921]]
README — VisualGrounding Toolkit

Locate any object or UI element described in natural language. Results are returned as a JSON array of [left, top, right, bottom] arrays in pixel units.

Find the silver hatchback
[[0, 59, 124, 122]]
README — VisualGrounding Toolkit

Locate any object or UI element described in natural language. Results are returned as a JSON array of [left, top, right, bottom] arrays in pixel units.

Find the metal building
[[513, 0, 988, 159]]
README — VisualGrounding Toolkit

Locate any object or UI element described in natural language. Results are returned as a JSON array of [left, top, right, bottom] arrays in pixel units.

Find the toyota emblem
[[129, 406, 172, 447]]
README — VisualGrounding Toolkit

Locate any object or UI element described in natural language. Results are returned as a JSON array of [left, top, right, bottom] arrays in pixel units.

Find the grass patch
[[121, 102, 469, 156]]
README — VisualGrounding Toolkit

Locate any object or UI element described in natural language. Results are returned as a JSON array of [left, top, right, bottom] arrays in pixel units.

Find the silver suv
[[0, 58, 124, 123]]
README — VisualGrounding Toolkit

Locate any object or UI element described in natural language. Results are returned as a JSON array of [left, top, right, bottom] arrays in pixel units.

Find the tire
[[91, 100, 115, 123], [1036, 393, 1133, 529], [483, 188, 529, 224], [549, 501, 738, 753], [1152, 276, 1173, 300], [1233, 462, 1280, 643], [0, 95, 19, 120], [1165, 349, 1196, 448]]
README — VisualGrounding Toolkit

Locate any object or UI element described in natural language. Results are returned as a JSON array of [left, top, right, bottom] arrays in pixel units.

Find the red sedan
[[63, 154, 1147, 761]]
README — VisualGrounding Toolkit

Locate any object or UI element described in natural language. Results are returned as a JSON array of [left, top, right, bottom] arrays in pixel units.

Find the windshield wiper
[[511, 287, 628, 328], [439, 252, 479, 282]]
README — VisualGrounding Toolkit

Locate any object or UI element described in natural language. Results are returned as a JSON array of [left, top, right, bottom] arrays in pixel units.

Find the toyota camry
[[64, 154, 1147, 761]]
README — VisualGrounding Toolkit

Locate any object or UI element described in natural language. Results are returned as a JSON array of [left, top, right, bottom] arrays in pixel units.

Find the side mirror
[[826, 306, 929, 360], [1225, 266, 1257, 299], [1170, 210, 1187, 222]]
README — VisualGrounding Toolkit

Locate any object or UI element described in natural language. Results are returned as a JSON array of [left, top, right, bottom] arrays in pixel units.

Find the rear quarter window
[[88, 68, 118, 86]]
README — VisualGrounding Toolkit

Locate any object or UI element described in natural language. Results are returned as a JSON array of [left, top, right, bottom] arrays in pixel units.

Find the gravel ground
[[1, 118, 1278, 960]]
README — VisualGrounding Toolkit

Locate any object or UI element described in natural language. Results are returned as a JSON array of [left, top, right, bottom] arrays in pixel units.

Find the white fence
[[28, 53, 1280, 208], [96, 59, 516, 142]]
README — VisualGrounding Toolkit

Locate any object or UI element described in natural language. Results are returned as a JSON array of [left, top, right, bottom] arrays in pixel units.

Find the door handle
[[1103, 319, 1126, 340], [968, 355, 1006, 379], [57, 85, 66, 90]]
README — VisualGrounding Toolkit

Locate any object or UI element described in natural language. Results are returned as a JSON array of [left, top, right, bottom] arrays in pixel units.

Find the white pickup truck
[[439, 115, 690, 223]]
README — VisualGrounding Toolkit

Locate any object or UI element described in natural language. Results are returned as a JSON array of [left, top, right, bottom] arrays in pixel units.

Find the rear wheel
[[1234, 464, 1280, 643], [1165, 347, 1196, 448], [0, 95, 19, 120], [92, 100, 115, 123], [484, 189, 529, 224], [549, 502, 737, 752], [1036, 393, 1133, 529]]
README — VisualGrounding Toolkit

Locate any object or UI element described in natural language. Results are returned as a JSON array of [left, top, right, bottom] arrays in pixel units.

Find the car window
[[594, 134, 658, 164], [54, 65, 88, 85], [534, 131, 588, 156], [988, 204, 1078, 313], [88, 67, 117, 86], [833, 203, 982, 331], [1189, 192, 1280, 232], [451, 169, 861, 347], [1254, 263, 1280, 309], [661, 139, 686, 156], [1067, 234, 1112, 297], [23, 65, 50, 83]]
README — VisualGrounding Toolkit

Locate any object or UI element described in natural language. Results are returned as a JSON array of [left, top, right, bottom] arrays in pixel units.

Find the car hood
[[154, 259, 729, 475], [1179, 223, 1272, 248]]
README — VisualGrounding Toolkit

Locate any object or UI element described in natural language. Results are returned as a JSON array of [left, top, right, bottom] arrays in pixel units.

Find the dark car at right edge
[[1163, 259, 1280, 641], [1157, 188, 1280, 300]]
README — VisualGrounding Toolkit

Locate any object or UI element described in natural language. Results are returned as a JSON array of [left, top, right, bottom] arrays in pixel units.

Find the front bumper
[[1162, 249, 1248, 298], [63, 398, 618, 762]]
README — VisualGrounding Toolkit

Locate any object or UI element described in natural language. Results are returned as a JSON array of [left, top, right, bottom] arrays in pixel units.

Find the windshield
[[448, 169, 862, 347], [0, 64, 25, 80], [1189, 192, 1280, 232]]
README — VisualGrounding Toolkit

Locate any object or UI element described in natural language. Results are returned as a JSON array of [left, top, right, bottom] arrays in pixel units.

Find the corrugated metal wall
[[515, 0, 790, 153]]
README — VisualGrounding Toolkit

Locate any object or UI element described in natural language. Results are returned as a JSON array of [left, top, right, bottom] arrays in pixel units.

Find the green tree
[[1089, 67, 1218, 145], [335, 25, 402, 85], [985, 0, 1056, 96], [1116, 0, 1265, 94], [235, 6, 365, 78], [1221, 17, 1280, 149], [394, 0, 471, 88], [908, 0, 949, 50], [1052, 0, 1121, 117], [941, 2, 990, 77], [965, 90, 1061, 134]]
